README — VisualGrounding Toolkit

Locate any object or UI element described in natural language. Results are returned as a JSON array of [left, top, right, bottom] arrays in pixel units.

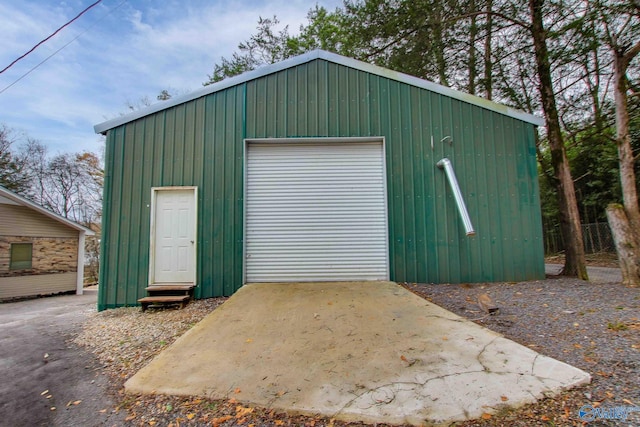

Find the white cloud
[[0, 0, 343, 154], [0, 3, 66, 56]]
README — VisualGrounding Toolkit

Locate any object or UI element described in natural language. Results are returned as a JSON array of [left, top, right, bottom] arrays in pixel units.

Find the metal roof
[[0, 185, 95, 235], [94, 49, 543, 134]]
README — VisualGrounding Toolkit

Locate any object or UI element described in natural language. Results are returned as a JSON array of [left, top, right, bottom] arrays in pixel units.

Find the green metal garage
[[94, 50, 544, 310]]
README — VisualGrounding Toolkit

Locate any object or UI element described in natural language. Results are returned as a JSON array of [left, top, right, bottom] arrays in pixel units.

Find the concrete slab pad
[[125, 282, 590, 426]]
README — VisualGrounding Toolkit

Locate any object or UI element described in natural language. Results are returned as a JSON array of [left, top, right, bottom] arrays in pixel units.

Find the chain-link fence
[[543, 222, 615, 255]]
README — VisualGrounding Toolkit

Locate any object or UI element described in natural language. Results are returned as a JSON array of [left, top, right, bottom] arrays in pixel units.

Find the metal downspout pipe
[[436, 158, 476, 236]]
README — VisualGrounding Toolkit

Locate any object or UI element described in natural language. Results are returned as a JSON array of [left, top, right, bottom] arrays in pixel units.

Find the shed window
[[10, 243, 33, 270]]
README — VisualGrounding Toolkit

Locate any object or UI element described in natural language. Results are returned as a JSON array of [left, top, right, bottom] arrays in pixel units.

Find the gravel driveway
[[74, 276, 639, 426], [406, 276, 640, 426], [0, 289, 126, 427]]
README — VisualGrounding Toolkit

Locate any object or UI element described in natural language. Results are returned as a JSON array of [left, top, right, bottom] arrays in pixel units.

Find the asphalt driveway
[[0, 289, 125, 427]]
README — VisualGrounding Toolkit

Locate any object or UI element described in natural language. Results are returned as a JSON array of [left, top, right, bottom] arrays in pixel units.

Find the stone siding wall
[[0, 236, 78, 277]]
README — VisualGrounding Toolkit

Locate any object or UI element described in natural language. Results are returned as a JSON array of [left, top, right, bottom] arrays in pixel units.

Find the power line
[[1, 28, 91, 95], [0, 0, 128, 95], [0, 0, 103, 74]]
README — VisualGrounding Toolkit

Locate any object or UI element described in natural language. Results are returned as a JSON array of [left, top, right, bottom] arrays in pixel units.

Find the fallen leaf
[[245, 338, 253, 343], [623, 398, 635, 405], [274, 420, 285, 426], [228, 398, 238, 404], [235, 405, 254, 418], [234, 388, 241, 394], [148, 421, 157, 426], [481, 413, 492, 419], [400, 355, 408, 362], [442, 336, 448, 341], [605, 391, 615, 399], [186, 413, 195, 420], [541, 415, 550, 421], [574, 343, 583, 349], [212, 415, 233, 427], [125, 415, 136, 421], [99, 409, 107, 413], [501, 396, 508, 401], [73, 400, 81, 405]]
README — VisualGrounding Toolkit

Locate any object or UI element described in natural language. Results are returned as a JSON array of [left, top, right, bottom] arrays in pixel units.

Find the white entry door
[[151, 188, 197, 284]]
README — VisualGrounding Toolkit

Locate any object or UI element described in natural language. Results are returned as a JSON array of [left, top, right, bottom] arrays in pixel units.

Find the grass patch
[[607, 321, 628, 331]]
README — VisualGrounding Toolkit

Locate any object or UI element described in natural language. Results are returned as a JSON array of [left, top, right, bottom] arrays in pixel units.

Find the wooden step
[[138, 295, 191, 312], [145, 285, 195, 298]]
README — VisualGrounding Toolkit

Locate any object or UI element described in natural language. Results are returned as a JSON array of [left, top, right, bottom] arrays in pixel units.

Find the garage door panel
[[251, 270, 389, 281], [245, 141, 388, 282]]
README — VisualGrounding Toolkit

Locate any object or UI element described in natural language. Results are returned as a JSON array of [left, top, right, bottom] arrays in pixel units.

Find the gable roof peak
[[94, 49, 542, 134]]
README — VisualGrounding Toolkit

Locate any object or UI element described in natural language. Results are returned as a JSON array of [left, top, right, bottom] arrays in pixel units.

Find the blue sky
[[0, 0, 342, 155]]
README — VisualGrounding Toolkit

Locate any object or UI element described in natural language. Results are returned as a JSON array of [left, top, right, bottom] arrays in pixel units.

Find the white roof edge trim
[[94, 49, 543, 133], [0, 185, 95, 235]]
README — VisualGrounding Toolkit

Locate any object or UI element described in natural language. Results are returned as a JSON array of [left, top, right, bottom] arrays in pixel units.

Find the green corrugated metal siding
[[98, 59, 544, 310]]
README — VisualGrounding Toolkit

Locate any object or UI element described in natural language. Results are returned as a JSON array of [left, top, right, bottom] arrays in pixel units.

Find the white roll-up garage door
[[245, 139, 388, 282]]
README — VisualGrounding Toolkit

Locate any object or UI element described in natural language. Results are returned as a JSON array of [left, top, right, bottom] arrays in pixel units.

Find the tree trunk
[[483, 0, 493, 100], [613, 52, 640, 239], [606, 204, 640, 286], [430, 2, 449, 86], [468, 0, 478, 95], [529, 0, 588, 279]]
